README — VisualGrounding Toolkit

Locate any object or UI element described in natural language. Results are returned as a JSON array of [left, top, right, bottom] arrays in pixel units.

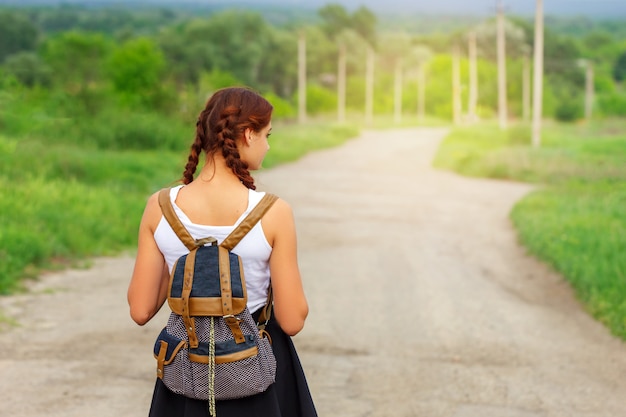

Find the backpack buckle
[[223, 315, 246, 343], [223, 314, 240, 322], [195, 237, 218, 247]]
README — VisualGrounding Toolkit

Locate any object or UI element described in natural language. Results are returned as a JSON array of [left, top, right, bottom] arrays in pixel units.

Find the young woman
[[128, 86, 317, 417]]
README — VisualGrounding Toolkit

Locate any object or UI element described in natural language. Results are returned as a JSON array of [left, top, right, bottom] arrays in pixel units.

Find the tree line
[[1, 3, 625, 141]]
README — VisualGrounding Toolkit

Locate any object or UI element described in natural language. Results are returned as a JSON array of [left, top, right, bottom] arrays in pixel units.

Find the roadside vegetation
[[0, 100, 358, 293], [1, 2, 625, 344], [433, 121, 626, 339]]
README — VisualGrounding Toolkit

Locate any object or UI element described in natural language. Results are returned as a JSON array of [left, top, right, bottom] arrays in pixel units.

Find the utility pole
[[585, 61, 594, 121], [394, 58, 403, 124], [298, 31, 307, 124], [497, 0, 508, 130], [468, 30, 478, 123], [452, 45, 462, 126], [523, 52, 531, 122], [365, 45, 374, 126], [532, 0, 544, 147], [417, 63, 426, 122], [337, 42, 346, 123]]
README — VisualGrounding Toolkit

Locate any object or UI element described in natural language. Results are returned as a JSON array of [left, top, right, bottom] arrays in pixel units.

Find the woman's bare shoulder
[[264, 194, 294, 222], [141, 189, 168, 229], [261, 195, 295, 244]]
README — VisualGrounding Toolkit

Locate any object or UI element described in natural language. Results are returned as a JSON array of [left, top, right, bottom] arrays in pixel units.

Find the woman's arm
[[127, 192, 170, 326], [264, 198, 309, 336]]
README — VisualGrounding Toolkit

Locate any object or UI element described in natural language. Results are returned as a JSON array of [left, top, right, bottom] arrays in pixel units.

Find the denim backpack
[[153, 188, 278, 416]]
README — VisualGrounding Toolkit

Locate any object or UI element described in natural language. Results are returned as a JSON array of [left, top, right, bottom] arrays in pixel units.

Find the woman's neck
[[195, 154, 245, 188]]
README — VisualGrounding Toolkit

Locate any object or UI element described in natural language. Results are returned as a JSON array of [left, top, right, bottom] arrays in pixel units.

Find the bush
[[554, 99, 583, 122], [299, 84, 336, 115], [597, 92, 626, 117], [506, 124, 532, 145], [2, 52, 53, 87], [263, 91, 296, 119], [86, 110, 190, 151]]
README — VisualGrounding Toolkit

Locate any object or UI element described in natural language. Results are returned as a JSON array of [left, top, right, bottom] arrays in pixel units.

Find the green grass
[[434, 119, 626, 339], [262, 121, 359, 168], [0, 116, 360, 294]]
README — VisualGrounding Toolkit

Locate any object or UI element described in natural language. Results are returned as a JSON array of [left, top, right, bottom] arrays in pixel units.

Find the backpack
[[153, 188, 278, 415]]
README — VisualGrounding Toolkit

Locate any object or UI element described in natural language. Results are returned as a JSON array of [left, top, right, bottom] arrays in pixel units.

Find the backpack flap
[[168, 244, 248, 348], [167, 245, 247, 317]]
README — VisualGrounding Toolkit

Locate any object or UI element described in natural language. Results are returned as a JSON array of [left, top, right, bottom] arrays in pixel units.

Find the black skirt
[[148, 312, 317, 417]]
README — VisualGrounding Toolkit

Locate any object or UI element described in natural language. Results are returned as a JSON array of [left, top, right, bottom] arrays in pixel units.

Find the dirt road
[[1, 128, 625, 417]]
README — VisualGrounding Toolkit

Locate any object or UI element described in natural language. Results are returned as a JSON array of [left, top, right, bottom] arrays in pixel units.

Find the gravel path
[[2, 127, 625, 417]]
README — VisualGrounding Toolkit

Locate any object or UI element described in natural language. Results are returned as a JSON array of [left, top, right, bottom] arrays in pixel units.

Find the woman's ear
[[243, 128, 253, 145]]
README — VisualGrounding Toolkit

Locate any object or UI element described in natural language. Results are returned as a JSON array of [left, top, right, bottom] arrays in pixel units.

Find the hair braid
[[181, 118, 206, 184], [216, 107, 256, 189], [181, 87, 273, 188]]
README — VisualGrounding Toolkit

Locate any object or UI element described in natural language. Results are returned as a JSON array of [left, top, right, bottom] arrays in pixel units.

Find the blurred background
[[0, 0, 624, 339]]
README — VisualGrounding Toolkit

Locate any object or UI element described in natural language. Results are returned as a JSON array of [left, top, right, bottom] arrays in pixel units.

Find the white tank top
[[154, 185, 272, 313]]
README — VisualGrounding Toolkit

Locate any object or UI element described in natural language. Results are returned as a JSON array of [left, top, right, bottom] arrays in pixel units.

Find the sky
[[5, 0, 626, 17], [157, 0, 626, 18], [231, 0, 626, 17]]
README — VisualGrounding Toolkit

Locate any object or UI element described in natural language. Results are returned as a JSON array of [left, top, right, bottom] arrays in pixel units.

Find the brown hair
[[182, 87, 273, 189]]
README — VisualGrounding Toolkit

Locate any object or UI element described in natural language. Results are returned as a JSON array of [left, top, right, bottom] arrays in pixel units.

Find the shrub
[[597, 92, 626, 117], [300, 84, 336, 115], [263, 91, 296, 119], [555, 99, 583, 122]]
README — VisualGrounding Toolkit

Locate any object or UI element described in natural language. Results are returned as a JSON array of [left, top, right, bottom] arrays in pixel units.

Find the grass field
[[433, 119, 626, 340], [0, 118, 359, 294]]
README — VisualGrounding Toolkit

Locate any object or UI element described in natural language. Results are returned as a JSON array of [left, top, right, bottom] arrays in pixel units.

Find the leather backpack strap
[[220, 193, 278, 336], [256, 284, 273, 330], [182, 247, 200, 348], [158, 188, 198, 251], [218, 245, 246, 343], [221, 193, 279, 250]]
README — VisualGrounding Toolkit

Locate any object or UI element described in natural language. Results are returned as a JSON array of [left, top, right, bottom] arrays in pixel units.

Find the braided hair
[[182, 87, 273, 189]]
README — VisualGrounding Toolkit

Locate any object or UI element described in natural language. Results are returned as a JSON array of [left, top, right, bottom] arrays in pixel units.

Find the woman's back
[[173, 175, 251, 226], [154, 185, 273, 313]]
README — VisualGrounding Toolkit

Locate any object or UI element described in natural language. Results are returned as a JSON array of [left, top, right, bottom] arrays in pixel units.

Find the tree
[[41, 31, 111, 93], [614, 50, 626, 82], [0, 11, 39, 63], [318, 4, 351, 41], [378, 32, 412, 123], [302, 25, 337, 79], [36, 6, 81, 33], [158, 11, 272, 89], [404, 45, 433, 120], [335, 29, 368, 121], [40, 31, 112, 114], [514, 17, 583, 85], [203, 11, 271, 86], [157, 25, 216, 87], [336, 29, 369, 75], [351, 6, 377, 47], [2, 52, 52, 87], [257, 27, 298, 97], [106, 37, 167, 108], [318, 3, 376, 47], [470, 17, 528, 61]]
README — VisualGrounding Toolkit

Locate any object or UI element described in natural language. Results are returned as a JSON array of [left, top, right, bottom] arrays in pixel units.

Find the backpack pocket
[[153, 326, 276, 401]]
